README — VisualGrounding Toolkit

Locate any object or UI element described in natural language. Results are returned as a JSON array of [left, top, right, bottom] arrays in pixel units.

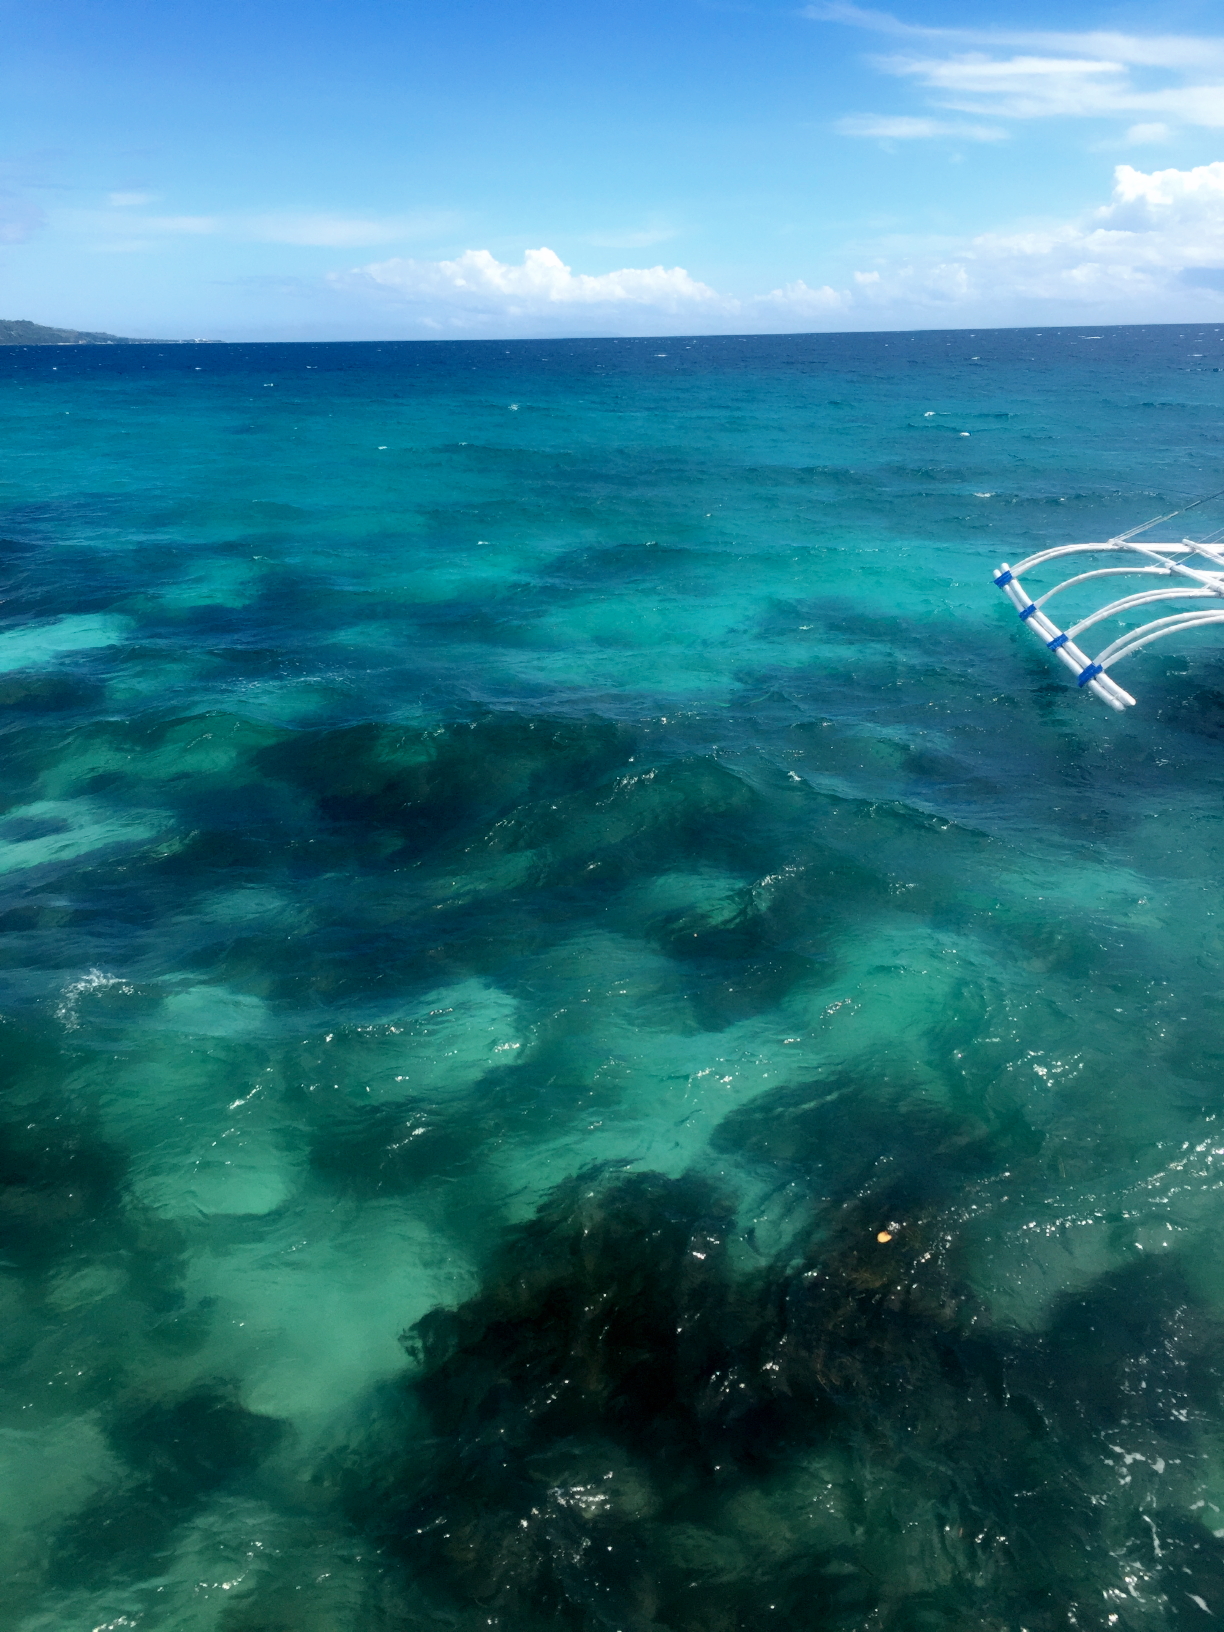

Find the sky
[[2, 0, 1224, 339]]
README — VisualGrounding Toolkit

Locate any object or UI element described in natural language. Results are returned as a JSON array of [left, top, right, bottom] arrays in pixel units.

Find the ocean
[[2, 325, 1224, 1631]]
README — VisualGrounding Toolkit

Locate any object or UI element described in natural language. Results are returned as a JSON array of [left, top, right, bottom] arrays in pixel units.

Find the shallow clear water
[[3, 326, 1224, 1631]]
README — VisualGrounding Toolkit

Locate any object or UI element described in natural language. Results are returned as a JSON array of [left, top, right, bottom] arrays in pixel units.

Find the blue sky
[[2, 0, 1224, 338]]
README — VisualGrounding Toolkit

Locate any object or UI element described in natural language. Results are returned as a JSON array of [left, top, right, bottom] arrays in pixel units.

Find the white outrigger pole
[[992, 489, 1224, 710]]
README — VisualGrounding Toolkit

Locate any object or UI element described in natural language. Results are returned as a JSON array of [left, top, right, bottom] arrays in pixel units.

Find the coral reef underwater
[[331, 1082, 1224, 1632], [6, 332, 1224, 1632]]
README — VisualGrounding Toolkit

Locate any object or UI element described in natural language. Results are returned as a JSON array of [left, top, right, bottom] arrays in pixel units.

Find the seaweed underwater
[[4, 692, 1224, 1631], [328, 1077, 1224, 1632], [4, 687, 1224, 1632]]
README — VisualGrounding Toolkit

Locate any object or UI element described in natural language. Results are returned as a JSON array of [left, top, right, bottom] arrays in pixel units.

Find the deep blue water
[[3, 326, 1224, 1631]]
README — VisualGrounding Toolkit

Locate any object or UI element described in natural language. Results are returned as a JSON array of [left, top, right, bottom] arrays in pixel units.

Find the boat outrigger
[[992, 491, 1224, 710]]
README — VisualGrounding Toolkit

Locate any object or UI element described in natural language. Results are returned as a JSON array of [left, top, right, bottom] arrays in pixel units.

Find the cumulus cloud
[[329, 246, 722, 331], [843, 160, 1224, 320], [813, 4, 1224, 136], [328, 246, 850, 335], [323, 163, 1224, 335], [759, 279, 847, 315]]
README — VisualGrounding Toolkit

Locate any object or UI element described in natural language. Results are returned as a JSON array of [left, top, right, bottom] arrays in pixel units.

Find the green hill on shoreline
[[0, 318, 152, 345]]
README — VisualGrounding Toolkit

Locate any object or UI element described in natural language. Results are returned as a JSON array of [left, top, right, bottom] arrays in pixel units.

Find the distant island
[[0, 319, 166, 345]]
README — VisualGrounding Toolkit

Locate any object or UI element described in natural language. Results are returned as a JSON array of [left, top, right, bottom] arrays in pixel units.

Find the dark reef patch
[[0, 672, 102, 713], [711, 1066, 1045, 1198], [108, 1382, 287, 1500], [51, 1383, 287, 1585], [0, 1018, 129, 1273], [257, 715, 632, 852], [0, 1106, 125, 1271], [307, 1093, 482, 1197], [333, 1130, 1224, 1632], [0, 1015, 192, 1417]]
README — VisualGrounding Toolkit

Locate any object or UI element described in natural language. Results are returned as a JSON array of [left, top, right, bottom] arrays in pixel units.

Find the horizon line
[[4, 317, 1222, 349]]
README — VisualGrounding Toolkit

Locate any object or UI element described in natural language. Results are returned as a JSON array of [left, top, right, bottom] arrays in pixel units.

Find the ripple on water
[[4, 330, 1224, 1629]]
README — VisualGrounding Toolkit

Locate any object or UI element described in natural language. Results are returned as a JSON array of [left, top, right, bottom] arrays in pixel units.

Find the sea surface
[[3, 325, 1224, 1632]]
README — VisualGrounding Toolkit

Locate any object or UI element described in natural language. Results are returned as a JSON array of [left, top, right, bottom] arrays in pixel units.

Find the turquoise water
[[3, 325, 1224, 1631]]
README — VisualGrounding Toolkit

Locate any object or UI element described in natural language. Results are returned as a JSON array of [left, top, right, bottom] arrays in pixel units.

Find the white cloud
[[318, 167, 1224, 333], [882, 51, 1224, 126], [841, 160, 1224, 319], [812, 5, 1224, 134], [107, 191, 158, 207], [325, 246, 858, 335], [1124, 123, 1173, 145], [881, 53, 1132, 121], [807, 5, 1224, 71], [330, 246, 721, 329], [1108, 159, 1224, 223], [759, 279, 847, 314], [834, 113, 1006, 141]]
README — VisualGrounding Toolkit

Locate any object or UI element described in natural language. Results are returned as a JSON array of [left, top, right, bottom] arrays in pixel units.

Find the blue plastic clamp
[[994, 570, 1014, 587], [1047, 633, 1069, 650], [1077, 662, 1104, 687], [1019, 603, 1038, 620]]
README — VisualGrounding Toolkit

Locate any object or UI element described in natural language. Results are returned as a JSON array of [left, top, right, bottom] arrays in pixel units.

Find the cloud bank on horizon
[[3, 0, 1224, 338], [327, 161, 1224, 336]]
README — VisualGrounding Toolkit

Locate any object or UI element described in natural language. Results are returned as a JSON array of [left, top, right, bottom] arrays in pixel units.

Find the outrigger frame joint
[[991, 492, 1224, 710]]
